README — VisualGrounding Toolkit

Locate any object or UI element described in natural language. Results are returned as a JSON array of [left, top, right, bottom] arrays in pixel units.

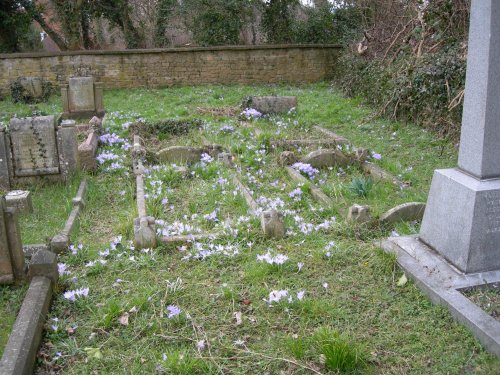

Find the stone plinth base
[[420, 168, 500, 273]]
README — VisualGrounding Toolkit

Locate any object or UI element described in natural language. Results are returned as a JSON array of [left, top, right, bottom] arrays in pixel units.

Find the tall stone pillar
[[419, 0, 500, 273]]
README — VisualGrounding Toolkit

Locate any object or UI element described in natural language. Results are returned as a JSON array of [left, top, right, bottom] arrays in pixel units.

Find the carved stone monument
[[381, 0, 500, 355], [261, 209, 285, 239], [419, 0, 500, 273], [0, 116, 79, 189], [61, 77, 104, 119]]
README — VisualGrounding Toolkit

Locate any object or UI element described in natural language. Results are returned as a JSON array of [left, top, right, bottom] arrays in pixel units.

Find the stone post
[[58, 120, 79, 179], [94, 82, 105, 116], [0, 129, 11, 190], [61, 84, 70, 115], [0, 199, 13, 284], [419, 0, 500, 273], [4, 208, 26, 280]]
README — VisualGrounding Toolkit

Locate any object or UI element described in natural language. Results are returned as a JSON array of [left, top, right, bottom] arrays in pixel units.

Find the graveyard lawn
[[1, 83, 500, 374]]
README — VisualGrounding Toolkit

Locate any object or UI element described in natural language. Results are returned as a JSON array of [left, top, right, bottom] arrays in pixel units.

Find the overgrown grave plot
[[242, 114, 428, 234], [2, 85, 499, 373]]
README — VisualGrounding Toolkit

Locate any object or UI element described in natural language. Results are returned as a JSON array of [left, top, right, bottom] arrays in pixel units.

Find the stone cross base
[[420, 168, 500, 273]]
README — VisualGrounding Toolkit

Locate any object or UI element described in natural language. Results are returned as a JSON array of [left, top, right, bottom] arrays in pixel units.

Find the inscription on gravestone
[[9, 116, 59, 176], [485, 191, 500, 234]]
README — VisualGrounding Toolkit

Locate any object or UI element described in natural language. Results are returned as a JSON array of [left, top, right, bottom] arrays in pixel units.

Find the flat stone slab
[[301, 149, 351, 169], [380, 235, 500, 356], [379, 202, 425, 225], [157, 146, 205, 164], [5, 190, 33, 214], [362, 162, 399, 184], [243, 96, 297, 114]]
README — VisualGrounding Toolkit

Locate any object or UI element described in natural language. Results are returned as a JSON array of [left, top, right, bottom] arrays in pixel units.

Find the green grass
[[0, 83, 499, 374]]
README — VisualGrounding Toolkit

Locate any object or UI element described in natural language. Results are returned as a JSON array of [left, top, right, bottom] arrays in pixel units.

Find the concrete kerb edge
[[379, 237, 500, 356]]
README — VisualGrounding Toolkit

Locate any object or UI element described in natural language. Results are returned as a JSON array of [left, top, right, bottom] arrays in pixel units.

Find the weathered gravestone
[[10, 116, 60, 177], [0, 116, 79, 189], [61, 77, 104, 119], [243, 96, 297, 114]]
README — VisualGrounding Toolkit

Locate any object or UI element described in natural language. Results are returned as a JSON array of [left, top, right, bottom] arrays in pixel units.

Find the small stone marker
[[9, 116, 59, 177], [261, 209, 285, 239], [347, 204, 371, 224], [5, 190, 33, 214], [243, 96, 297, 114], [157, 146, 205, 164], [134, 216, 157, 249], [278, 151, 298, 166], [301, 149, 351, 169], [380, 202, 426, 225]]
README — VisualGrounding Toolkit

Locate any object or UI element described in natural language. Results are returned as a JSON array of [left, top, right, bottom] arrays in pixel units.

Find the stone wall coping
[[0, 44, 342, 60]]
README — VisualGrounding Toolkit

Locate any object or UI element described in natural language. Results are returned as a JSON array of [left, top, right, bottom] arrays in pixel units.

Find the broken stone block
[[301, 149, 351, 169], [29, 249, 58, 284], [347, 204, 371, 224], [243, 96, 297, 114], [89, 116, 102, 132], [279, 151, 298, 166], [218, 152, 233, 167], [157, 146, 205, 164], [380, 202, 426, 225], [134, 216, 157, 249], [261, 209, 285, 239], [5, 190, 33, 214], [78, 131, 98, 171]]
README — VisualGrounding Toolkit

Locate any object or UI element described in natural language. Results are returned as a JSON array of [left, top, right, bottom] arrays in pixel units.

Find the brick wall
[[0, 45, 340, 96]]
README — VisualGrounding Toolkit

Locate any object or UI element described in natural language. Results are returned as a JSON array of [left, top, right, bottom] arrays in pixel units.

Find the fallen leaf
[[241, 299, 251, 305], [118, 312, 129, 326], [129, 306, 139, 314], [84, 347, 103, 359], [397, 274, 408, 287]]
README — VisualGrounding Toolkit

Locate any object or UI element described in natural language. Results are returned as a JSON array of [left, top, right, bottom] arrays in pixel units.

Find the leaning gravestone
[[61, 77, 104, 119]]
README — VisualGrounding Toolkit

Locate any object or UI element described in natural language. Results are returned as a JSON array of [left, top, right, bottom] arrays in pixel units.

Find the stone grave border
[[380, 236, 500, 355], [0, 181, 88, 374]]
